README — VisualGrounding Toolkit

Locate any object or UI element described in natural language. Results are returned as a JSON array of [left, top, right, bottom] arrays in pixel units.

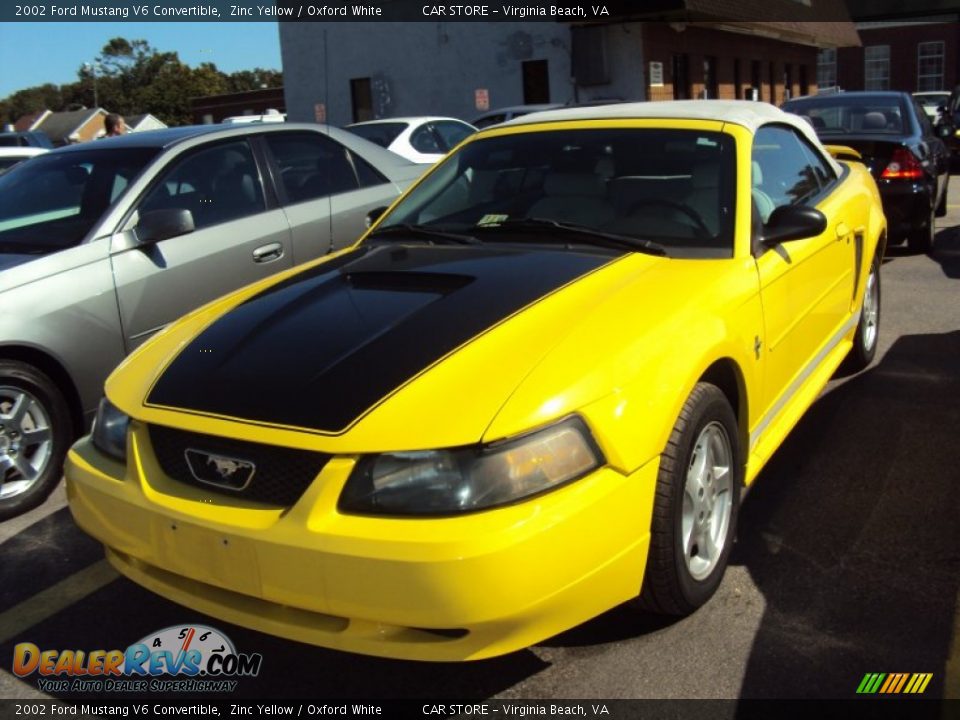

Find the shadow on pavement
[[932, 225, 960, 279], [731, 329, 960, 699], [0, 575, 550, 699]]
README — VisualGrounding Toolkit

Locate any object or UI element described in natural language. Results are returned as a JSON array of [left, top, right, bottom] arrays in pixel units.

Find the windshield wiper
[[475, 218, 667, 256], [367, 223, 479, 245]]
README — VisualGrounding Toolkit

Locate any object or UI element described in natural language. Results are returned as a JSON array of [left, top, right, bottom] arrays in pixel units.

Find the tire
[[844, 255, 881, 373], [907, 203, 935, 253], [935, 177, 949, 218], [635, 383, 741, 616], [0, 361, 73, 520]]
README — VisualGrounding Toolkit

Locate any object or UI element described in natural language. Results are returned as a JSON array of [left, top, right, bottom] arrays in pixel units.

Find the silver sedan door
[[111, 138, 293, 351]]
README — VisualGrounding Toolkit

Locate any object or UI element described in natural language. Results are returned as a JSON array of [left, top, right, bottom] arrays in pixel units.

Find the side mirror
[[136, 208, 195, 245], [762, 205, 827, 247], [366, 206, 388, 228]]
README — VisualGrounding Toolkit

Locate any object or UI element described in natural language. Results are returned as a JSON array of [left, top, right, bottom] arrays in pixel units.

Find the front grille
[[149, 425, 330, 507]]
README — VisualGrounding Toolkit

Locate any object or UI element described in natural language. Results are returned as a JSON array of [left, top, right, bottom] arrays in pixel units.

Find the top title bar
[[1, 0, 857, 22]]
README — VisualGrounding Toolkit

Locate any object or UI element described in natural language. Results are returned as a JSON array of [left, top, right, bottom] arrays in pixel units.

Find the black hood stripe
[[146, 243, 618, 434]]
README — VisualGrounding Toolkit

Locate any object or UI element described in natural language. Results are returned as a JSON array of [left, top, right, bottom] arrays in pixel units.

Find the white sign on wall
[[649, 62, 664, 87]]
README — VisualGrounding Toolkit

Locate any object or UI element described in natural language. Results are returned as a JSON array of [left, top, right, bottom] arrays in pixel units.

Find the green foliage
[[0, 37, 282, 126]]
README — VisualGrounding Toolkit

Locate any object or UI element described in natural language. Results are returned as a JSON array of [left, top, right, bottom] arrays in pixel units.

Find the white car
[[0, 147, 46, 175], [913, 91, 951, 120], [345, 116, 476, 164]]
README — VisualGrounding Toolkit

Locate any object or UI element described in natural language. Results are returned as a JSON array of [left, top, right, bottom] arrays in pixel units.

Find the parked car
[[0, 147, 46, 175], [784, 91, 950, 253], [912, 91, 950, 120], [221, 110, 286, 124], [471, 103, 564, 128], [345, 117, 477, 164], [0, 130, 54, 149], [0, 123, 422, 519], [66, 101, 885, 661]]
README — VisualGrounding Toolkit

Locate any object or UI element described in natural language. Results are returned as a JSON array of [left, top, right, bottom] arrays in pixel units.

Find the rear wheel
[[844, 255, 881, 372], [935, 177, 949, 218], [636, 383, 741, 615], [907, 203, 935, 253], [0, 361, 73, 520]]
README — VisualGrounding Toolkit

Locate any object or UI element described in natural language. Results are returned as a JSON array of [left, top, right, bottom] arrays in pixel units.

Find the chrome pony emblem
[[184, 449, 256, 491]]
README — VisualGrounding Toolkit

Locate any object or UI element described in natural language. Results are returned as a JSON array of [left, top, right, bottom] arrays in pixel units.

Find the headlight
[[91, 398, 130, 462], [339, 417, 604, 515]]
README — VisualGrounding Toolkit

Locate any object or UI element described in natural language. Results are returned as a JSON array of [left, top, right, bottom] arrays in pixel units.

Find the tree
[[1, 37, 283, 127]]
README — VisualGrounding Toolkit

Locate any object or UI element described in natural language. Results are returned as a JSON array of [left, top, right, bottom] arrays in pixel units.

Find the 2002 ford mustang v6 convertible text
[[66, 101, 886, 661]]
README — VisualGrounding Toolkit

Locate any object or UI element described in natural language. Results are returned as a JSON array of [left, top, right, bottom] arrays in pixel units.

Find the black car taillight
[[880, 148, 924, 180]]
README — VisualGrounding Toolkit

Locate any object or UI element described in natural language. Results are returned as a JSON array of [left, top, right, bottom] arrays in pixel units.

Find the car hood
[[138, 242, 632, 445], [117, 240, 725, 455]]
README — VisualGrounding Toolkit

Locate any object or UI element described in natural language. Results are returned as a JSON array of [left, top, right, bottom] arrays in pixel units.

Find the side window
[[752, 125, 824, 223], [265, 132, 359, 204], [433, 121, 474, 151], [797, 138, 837, 189], [474, 113, 506, 129], [410, 125, 443, 154], [349, 151, 388, 188], [139, 140, 264, 231]]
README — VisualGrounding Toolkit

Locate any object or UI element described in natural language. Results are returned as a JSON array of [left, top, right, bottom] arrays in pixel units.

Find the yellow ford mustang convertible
[[66, 101, 885, 661]]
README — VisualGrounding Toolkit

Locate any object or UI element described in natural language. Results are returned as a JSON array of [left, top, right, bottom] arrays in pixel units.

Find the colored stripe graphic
[[857, 672, 932, 694]]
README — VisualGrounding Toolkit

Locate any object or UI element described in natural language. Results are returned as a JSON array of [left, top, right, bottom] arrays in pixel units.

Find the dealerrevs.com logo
[[12, 624, 263, 693]]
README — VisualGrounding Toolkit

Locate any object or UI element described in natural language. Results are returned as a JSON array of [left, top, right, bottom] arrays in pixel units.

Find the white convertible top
[[503, 100, 842, 173]]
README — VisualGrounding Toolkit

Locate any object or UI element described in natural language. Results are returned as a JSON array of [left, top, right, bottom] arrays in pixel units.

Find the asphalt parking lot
[[2, 179, 959, 703]]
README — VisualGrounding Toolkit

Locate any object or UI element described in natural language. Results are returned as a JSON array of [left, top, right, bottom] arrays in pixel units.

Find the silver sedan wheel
[[862, 267, 879, 353], [681, 421, 733, 581], [0, 386, 54, 500]]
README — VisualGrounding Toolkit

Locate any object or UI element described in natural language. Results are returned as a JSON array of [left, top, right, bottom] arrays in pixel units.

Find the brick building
[[631, 23, 859, 105], [827, 1, 960, 93], [280, 11, 858, 127]]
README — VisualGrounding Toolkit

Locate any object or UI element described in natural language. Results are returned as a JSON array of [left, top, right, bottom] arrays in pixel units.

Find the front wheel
[[0, 361, 73, 520], [844, 255, 881, 372], [635, 383, 741, 615]]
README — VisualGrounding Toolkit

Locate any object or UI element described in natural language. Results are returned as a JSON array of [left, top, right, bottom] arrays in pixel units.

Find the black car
[[783, 91, 950, 253]]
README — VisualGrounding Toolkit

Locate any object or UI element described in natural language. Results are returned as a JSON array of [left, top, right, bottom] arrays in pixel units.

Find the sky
[[0, 22, 283, 98]]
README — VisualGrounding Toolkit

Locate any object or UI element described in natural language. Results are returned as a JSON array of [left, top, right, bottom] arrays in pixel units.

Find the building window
[[864, 45, 890, 91], [703, 56, 718, 99], [734, 58, 742, 100], [522, 59, 550, 104], [917, 41, 945, 92], [350, 78, 373, 123], [750, 60, 761, 100], [817, 49, 836, 90], [799, 64, 809, 97], [673, 54, 691, 100]]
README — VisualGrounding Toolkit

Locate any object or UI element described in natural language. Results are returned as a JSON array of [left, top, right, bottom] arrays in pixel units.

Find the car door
[[111, 138, 293, 351], [752, 124, 858, 421]]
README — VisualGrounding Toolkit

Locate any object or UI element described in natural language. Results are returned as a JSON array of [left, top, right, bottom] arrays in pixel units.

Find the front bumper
[[66, 425, 658, 661]]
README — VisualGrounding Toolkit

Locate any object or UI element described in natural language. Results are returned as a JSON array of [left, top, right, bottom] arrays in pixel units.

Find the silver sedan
[[0, 123, 423, 519]]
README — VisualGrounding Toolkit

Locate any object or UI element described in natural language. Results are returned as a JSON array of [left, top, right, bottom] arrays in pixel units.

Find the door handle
[[252, 242, 284, 263], [835, 222, 850, 241]]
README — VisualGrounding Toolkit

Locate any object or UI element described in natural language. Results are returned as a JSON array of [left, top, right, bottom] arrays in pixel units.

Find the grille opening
[[149, 425, 330, 507]]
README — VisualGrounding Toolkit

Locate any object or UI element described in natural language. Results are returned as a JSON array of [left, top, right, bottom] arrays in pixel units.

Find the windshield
[[783, 96, 911, 135], [373, 128, 737, 258], [0, 147, 159, 253], [346, 122, 407, 149]]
